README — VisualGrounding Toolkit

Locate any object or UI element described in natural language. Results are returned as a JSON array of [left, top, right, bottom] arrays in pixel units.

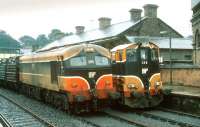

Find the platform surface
[[163, 85, 200, 97]]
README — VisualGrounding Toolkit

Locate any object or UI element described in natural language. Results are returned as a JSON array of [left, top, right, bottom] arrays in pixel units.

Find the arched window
[[195, 30, 200, 48]]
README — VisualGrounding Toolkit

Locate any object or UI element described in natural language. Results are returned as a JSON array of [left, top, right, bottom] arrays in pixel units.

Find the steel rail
[[158, 107, 200, 119], [103, 111, 148, 127], [0, 114, 12, 127], [133, 109, 199, 127], [76, 116, 102, 127], [0, 93, 56, 127]]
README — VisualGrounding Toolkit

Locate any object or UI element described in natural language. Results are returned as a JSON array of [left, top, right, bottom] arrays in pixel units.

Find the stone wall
[[124, 18, 182, 38], [161, 66, 200, 87]]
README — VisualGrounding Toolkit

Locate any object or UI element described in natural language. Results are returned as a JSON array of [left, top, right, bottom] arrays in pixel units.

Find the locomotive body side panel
[[19, 61, 59, 91]]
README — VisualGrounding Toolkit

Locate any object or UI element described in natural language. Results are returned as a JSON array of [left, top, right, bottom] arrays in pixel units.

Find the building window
[[184, 55, 192, 60], [195, 30, 200, 47]]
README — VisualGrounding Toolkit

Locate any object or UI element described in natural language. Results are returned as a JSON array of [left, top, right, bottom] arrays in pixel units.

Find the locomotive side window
[[119, 50, 123, 61], [70, 56, 87, 66], [51, 61, 58, 84], [95, 56, 109, 65], [126, 49, 137, 62]]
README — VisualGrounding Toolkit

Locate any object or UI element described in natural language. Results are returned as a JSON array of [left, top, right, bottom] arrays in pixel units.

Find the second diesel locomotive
[[0, 43, 120, 113], [111, 42, 163, 108]]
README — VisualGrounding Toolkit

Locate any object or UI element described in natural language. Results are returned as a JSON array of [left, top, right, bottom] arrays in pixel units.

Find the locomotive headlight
[[155, 82, 161, 88], [85, 47, 95, 52], [127, 84, 136, 89]]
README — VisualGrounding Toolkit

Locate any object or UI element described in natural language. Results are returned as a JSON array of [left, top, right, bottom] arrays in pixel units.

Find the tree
[[36, 34, 50, 46], [48, 29, 66, 42], [0, 30, 20, 54], [19, 35, 36, 47]]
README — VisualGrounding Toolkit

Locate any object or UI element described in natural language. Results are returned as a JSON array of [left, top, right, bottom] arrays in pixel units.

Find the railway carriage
[[111, 42, 163, 108], [0, 57, 19, 89]]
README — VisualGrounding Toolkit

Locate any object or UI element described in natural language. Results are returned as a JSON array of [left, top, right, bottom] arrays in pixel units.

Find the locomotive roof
[[111, 44, 133, 52], [111, 42, 158, 52], [20, 44, 110, 63]]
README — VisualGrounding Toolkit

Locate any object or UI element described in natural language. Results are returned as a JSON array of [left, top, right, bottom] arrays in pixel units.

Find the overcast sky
[[0, 0, 192, 39]]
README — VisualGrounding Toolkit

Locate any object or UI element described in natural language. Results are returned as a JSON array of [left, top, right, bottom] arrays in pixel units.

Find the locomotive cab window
[[95, 56, 109, 66], [70, 56, 87, 66], [126, 49, 137, 62], [141, 49, 148, 60]]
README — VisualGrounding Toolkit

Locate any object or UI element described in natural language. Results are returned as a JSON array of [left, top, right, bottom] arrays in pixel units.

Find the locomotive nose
[[58, 76, 92, 102], [95, 74, 119, 100]]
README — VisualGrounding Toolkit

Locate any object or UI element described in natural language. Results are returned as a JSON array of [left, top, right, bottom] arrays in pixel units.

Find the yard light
[[160, 31, 172, 85]]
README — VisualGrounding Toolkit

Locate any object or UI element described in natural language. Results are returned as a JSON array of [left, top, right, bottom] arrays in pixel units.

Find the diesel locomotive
[[111, 42, 163, 108], [0, 43, 120, 113]]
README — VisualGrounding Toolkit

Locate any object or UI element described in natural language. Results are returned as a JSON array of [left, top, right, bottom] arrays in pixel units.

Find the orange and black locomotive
[[0, 43, 120, 113], [111, 42, 163, 108]]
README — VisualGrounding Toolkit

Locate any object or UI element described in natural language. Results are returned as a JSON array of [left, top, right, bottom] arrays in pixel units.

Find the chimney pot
[[143, 4, 158, 18], [98, 17, 111, 29], [75, 26, 85, 34], [129, 8, 142, 21]]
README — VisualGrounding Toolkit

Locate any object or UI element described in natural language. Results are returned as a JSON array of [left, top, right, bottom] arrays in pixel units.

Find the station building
[[191, 0, 200, 64], [0, 31, 21, 58], [40, 4, 192, 63]]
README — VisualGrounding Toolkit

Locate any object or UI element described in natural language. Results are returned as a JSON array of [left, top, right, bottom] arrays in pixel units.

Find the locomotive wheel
[[61, 94, 74, 114]]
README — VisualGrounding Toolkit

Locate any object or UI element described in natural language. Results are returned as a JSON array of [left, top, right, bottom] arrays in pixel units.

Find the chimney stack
[[129, 9, 142, 22], [75, 26, 85, 34], [143, 4, 158, 18], [98, 17, 111, 29]]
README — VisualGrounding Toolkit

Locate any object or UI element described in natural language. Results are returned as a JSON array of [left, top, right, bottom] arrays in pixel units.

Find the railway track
[[0, 114, 11, 127], [158, 107, 200, 119], [104, 107, 200, 127], [145, 107, 200, 127], [133, 110, 199, 127], [78, 112, 139, 127], [0, 93, 55, 127], [0, 88, 137, 127], [0, 87, 199, 127], [102, 111, 148, 127]]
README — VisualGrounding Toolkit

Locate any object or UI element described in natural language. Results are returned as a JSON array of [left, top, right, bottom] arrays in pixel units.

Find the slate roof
[[126, 36, 193, 49], [38, 17, 183, 52], [38, 18, 146, 52]]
